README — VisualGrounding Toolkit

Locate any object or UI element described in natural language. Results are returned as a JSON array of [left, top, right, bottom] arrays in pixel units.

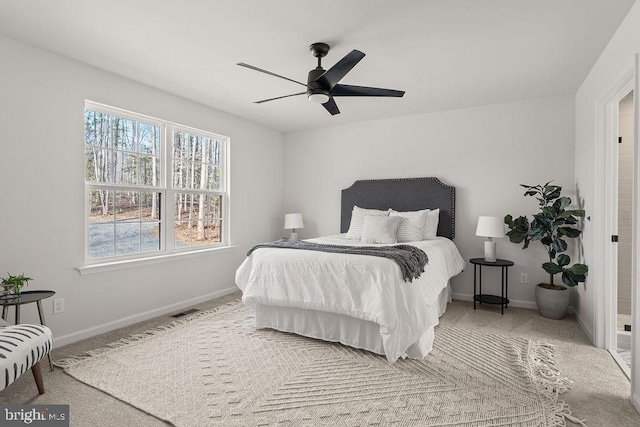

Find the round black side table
[[470, 258, 513, 315]]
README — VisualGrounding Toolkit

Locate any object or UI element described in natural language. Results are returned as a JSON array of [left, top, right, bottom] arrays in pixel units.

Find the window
[[84, 102, 228, 262], [171, 129, 224, 248]]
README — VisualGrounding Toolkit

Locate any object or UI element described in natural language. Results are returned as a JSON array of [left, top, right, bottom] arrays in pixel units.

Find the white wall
[[283, 96, 575, 307], [575, 2, 640, 342], [0, 35, 283, 345], [574, 1, 640, 410]]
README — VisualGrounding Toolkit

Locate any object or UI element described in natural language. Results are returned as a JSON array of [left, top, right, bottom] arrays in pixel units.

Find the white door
[[631, 52, 640, 412], [603, 74, 633, 377], [616, 90, 634, 375]]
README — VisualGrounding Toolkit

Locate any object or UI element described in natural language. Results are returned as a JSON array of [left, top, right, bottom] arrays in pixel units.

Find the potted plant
[[0, 273, 33, 297], [504, 182, 588, 319]]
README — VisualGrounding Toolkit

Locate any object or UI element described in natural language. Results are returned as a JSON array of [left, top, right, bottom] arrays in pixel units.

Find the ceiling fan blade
[[322, 97, 340, 115], [237, 63, 309, 88], [315, 50, 365, 89], [255, 92, 306, 104], [331, 84, 405, 98]]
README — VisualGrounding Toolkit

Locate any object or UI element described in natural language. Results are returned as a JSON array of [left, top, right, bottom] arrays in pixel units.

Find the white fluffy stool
[[0, 322, 53, 394]]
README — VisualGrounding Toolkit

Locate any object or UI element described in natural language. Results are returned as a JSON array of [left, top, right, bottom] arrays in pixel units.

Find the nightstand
[[470, 258, 513, 315]]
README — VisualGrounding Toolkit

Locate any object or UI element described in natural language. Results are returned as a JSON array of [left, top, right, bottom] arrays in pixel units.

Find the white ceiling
[[0, 0, 635, 132]]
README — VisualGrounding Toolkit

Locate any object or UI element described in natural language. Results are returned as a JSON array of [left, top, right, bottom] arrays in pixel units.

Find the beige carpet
[[55, 301, 583, 426]]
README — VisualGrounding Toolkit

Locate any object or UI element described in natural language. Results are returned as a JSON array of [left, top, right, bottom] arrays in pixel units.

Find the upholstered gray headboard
[[340, 177, 455, 239]]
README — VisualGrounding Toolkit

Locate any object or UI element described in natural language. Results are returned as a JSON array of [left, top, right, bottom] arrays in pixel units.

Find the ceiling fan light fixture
[[308, 92, 330, 104]]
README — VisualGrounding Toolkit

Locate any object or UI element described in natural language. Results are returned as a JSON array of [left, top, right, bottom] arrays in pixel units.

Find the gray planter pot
[[535, 283, 570, 319]]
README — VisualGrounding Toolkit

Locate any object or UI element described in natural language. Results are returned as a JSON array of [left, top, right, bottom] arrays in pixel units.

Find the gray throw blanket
[[247, 239, 428, 282]]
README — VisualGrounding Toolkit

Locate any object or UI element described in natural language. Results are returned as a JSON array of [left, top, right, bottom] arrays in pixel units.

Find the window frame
[[83, 101, 230, 266]]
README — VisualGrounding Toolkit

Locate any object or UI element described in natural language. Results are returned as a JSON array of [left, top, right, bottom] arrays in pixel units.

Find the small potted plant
[[0, 273, 33, 297], [504, 182, 588, 319]]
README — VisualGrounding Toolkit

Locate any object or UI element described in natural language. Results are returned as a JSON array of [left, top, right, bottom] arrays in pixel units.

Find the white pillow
[[361, 215, 402, 244], [423, 208, 440, 239], [389, 209, 429, 242], [346, 206, 389, 240]]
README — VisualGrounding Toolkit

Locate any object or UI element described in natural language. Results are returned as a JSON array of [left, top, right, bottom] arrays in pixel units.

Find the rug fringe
[[529, 340, 587, 426], [54, 300, 242, 369]]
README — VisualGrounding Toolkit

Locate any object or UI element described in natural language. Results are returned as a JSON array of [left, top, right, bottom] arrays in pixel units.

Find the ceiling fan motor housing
[[307, 67, 329, 101]]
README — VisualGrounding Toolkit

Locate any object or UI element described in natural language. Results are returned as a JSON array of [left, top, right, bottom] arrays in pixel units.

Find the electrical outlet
[[520, 272, 528, 284], [53, 298, 64, 314]]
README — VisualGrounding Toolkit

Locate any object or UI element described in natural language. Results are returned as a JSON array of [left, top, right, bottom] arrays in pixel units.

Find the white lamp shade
[[284, 213, 304, 230], [475, 216, 505, 238]]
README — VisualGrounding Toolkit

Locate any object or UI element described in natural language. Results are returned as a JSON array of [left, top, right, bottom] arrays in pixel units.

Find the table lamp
[[284, 213, 304, 240], [475, 216, 504, 262]]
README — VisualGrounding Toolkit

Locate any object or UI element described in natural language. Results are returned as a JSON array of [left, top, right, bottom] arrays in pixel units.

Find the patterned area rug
[[56, 301, 584, 426]]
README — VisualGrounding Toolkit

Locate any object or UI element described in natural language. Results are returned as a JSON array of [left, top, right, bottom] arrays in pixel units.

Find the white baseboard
[[452, 292, 537, 310], [573, 310, 595, 344], [52, 286, 238, 348], [617, 330, 632, 350]]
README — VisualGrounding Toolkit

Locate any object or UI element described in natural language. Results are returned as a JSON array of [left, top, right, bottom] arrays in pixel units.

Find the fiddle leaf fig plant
[[504, 182, 588, 288]]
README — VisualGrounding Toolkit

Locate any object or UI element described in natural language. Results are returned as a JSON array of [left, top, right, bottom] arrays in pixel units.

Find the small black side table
[[470, 258, 513, 315], [0, 290, 56, 370]]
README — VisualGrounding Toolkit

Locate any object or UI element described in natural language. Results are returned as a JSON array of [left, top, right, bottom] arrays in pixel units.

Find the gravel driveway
[[89, 220, 160, 258]]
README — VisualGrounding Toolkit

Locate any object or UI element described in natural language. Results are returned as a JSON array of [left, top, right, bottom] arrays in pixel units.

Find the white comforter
[[235, 235, 465, 361]]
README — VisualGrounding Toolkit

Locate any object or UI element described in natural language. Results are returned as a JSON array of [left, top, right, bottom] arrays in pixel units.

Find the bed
[[235, 177, 465, 362]]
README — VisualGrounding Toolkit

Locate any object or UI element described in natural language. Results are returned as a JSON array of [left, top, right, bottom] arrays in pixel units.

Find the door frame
[[596, 69, 634, 354], [595, 62, 640, 410], [596, 53, 640, 413], [606, 75, 634, 378], [631, 53, 640, 412]]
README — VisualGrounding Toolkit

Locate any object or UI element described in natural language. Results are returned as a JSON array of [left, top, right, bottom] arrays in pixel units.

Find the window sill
[[76, 246, 237, 275]]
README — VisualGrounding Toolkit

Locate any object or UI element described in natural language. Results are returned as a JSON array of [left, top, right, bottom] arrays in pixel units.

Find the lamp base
[[290, 231, 298, 240], [484, 240, 497, 262]]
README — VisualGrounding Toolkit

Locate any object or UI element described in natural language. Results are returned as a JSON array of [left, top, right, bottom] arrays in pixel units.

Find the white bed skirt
[[254, 283, 452, 360]]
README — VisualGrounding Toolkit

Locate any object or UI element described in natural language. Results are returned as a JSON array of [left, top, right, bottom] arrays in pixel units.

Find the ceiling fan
[[237, 42, 405, 116]]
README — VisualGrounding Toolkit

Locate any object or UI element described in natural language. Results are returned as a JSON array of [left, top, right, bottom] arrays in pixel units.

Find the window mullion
[[164, 125, 176, 251]]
